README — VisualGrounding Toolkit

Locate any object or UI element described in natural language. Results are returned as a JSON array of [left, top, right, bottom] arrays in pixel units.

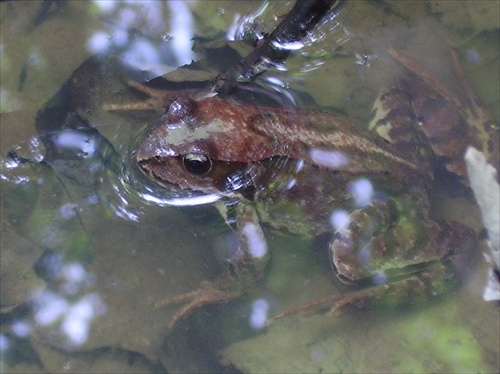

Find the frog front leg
[[270, 195, 477, 322], [156, 201, 269, 329]]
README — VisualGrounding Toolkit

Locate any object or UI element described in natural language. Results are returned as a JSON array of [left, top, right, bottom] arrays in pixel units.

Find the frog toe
[[155, 282, 241, 330]]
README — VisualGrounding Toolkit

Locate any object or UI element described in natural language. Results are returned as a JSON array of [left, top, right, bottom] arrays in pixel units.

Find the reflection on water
[[31, 259, 106, 348], [248, 298, 269, 330], [1, 1, 499, 373], [88, 0, 196, 74], [347, 178, 373, 208], [226, 1, 268, 42], [309, 148, 349, 168]]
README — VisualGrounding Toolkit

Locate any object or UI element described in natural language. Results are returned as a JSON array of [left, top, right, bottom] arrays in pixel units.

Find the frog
[[108, 48, 498, 328]]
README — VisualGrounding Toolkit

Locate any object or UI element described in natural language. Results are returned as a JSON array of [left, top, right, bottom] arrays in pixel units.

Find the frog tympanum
[[112, 49, 498, 328]]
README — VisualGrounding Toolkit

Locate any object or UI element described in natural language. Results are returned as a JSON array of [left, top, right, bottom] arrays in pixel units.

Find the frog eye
[[181, 153, 213, 175]]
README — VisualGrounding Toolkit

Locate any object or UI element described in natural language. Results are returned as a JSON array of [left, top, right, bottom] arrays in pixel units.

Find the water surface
[[1, 1, 499, 372]]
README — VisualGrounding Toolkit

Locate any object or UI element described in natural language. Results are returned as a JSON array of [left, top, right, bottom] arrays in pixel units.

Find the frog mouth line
[[126, 158, 222, 206]]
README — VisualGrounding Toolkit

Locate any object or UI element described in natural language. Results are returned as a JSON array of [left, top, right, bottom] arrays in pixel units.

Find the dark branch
[[213, 0, 344, 94]]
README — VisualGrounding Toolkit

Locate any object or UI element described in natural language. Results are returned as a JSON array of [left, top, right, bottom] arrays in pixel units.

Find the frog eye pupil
[[181, 153, 212, 175]]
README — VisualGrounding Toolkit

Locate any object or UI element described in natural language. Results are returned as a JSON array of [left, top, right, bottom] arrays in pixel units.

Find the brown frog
[[110, 49, 498, 328]]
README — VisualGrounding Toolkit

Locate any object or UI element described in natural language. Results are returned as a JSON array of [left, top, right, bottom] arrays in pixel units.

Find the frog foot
[[268, 261, 453, 324], [155, 281, 242, 329], [267, 291, 373, 324]]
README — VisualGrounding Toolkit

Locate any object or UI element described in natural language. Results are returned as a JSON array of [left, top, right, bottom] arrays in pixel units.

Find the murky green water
[[1, 1, 499, 373]]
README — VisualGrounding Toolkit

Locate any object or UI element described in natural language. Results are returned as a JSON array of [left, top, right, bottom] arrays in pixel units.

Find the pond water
[[1, 1, 499, 373]]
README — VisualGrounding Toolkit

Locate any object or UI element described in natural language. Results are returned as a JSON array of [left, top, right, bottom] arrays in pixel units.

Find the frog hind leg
[[269, 199, 477, 322], [156, 203, 269, 330], [268, 260, 451, 323], [331, 197, 476, 283]]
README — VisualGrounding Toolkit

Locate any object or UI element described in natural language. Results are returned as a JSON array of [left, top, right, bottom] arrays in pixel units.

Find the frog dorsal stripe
[[166, 118, 228, 147]]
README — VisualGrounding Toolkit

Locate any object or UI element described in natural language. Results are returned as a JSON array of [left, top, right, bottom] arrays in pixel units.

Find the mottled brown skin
[[110, 50, 497, 327], [137, 96, 427, 199], [386, 48, 499, 185]]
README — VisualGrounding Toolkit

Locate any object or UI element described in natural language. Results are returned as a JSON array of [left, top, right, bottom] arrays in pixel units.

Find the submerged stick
[[213, 0, 345, 94]]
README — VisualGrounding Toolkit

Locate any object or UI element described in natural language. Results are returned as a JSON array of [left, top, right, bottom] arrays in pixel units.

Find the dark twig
[[213, 0, 344, 94]]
